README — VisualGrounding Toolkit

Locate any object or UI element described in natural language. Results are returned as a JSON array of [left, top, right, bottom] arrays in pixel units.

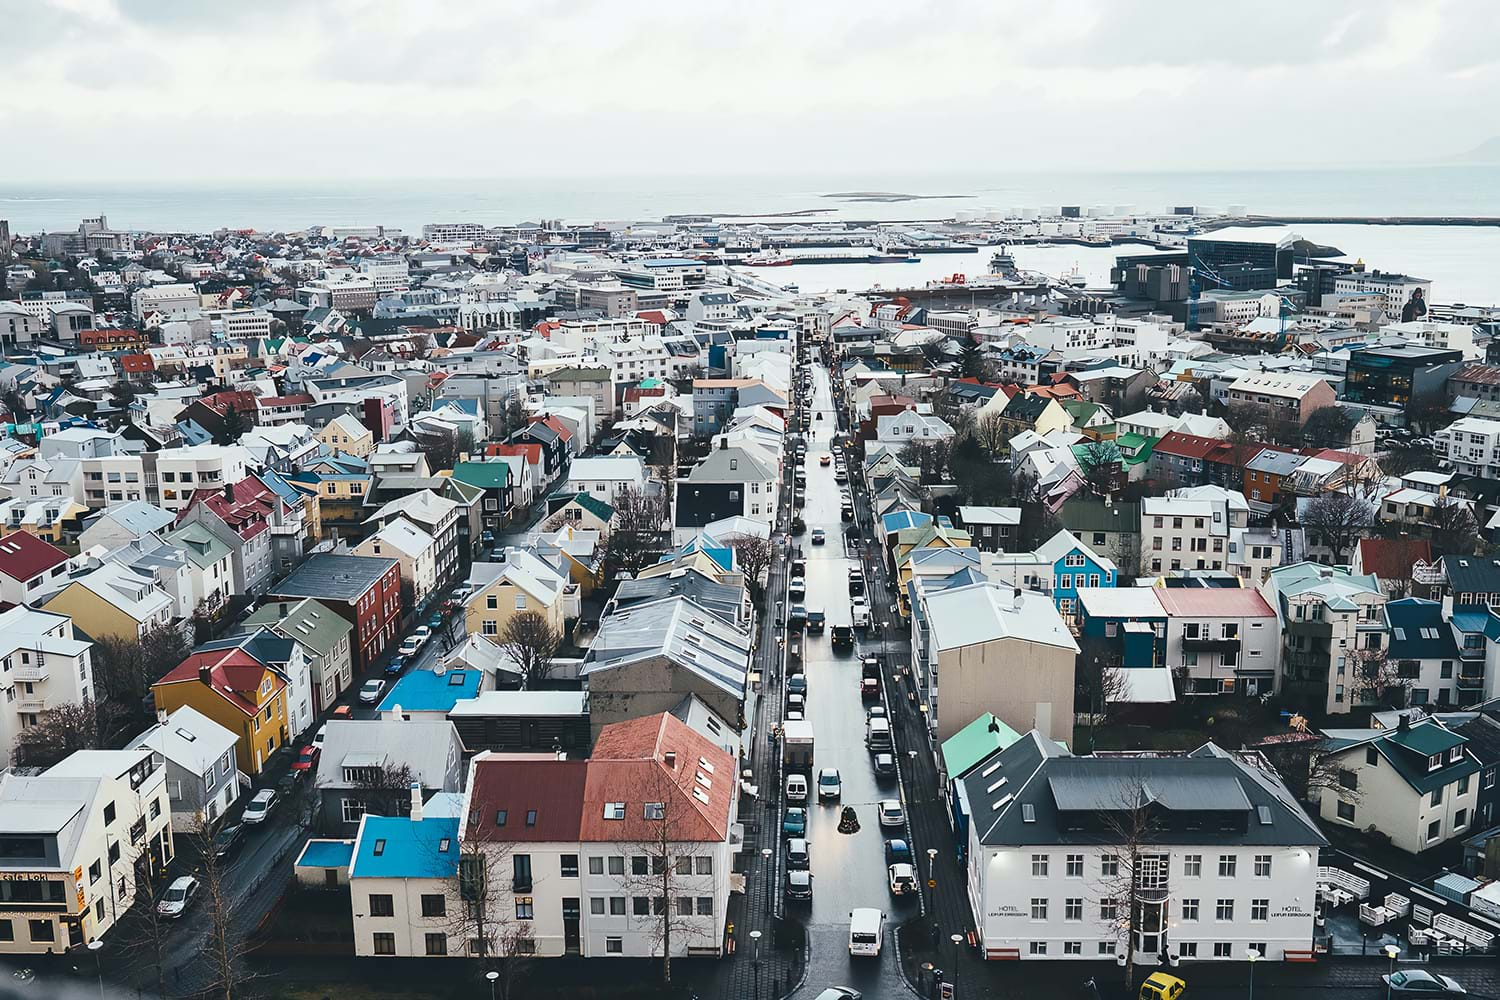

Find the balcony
[[11, 663, 49, 683], [269, 522, 301, 536], [1458, 671, 1486, 691], [16, 694, 46, 713], [1182, 635, 1242, 653]]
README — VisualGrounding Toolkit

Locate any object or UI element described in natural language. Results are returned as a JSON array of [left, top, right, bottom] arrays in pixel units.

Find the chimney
[[1398, 713, 1410, 733], [198, 664, 212, 686], [664, 751, 677, 770], [719, 438, 727, 450], [1012, 587, 1023, 611], [223, 483, 234, 503], [409, 781, 423, 822]]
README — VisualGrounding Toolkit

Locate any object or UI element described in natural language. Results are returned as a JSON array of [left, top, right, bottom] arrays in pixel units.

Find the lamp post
[[1385, 943, 1401, 1000], [927, 847, 938, 912], [486, 969, 499, 1000], [86, 940, 104, 1000], [762, 847, 773, 916], [1246, 948, 1259, 1000], [951, 933, 964, 995], [751, 928, 763, 1000]]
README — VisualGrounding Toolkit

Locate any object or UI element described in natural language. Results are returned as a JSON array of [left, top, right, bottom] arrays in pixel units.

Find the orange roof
[[155, 648, 283, 718]]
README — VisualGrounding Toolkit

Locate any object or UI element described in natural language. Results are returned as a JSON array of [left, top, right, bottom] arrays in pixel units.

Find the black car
[[807, 608, 826, 634], [788, 604, 807, 632], [210, 822, 245, 859], [848, 570, 865, 596], [784, 869, 813, 902], [831, 625, 854, 652]]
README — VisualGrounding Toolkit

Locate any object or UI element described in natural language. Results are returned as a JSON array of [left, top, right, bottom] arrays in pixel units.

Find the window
[[609, 897, 625, 915], [1100, 941, 1115, 956], [369, 894, 394, 917], [561, 854, 579, 878], [421, 894, 446, 917], [515, 897, 534, 920], [633, 897, 650, 916], [1099, 898, 1119, 922], [0, 921, 10, 943], [1029, 941, 1048, 956], [1031, 854, 1048, 877], [1065, 941, 1083, 955], [1030, 898, 1048, 920], [1181, 899, 1199, 921], [608, 857, 624, 875], [1459, 776, 1472, 796], [1251, 899, 1269, 921], [104, 802, 116, 825], [606, 936, 623, 954], [1065, 854, 1084, 877], [696, 897, 713, 915], [372, 933, 396, 955], [1217, 855, 1236, 878], [425, 933, 447, 956], [1216, 899, 1234, 921], [1183, 855, 1202, 877], [1180, 942, 1198, 958], [631, 856, 648, 876], [1337, 800, 1356, 822], [1100, 855, 1119, 878], [1456, 809, 1469, 830], [589, 856, 604, 876], [486, 594, 498, 610], [1431, 787, 1444, 807], [1252, 854, 1272, 877], [590, 898, 605, 915], [1428, 820, 1443, 842], [1065, 898, 1083, 921]]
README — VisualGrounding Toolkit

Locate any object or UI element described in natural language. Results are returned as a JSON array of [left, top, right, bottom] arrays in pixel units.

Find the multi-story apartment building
[[961, 733, 1325, 964], [1331, 270, 1431, 321], [130, 283, 199, 323], [364, 490, 463, 590], [1435, 416, 1500, 479], [0, 606, 95, 769], [270, 553, 401, 670], [0, 747, 173, 954], [1140, 490, 1247, 576], [1259, 563, 1388, 715], [154, 445, 251, 514], [1224, 372, 1336, 426], [1154, 588, 1281, 698]]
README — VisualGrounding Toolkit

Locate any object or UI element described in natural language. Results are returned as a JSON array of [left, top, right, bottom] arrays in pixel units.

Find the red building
[[267, 553, 401, 669]]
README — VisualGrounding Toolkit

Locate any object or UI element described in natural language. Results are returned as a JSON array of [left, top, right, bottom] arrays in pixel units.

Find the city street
[[785, 362, 912, 999]]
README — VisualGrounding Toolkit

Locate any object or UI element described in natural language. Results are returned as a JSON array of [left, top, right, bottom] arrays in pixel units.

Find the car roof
[[169, 875, 196, 889], [788, 838, 807, 850], [251, 788, 274, 801]]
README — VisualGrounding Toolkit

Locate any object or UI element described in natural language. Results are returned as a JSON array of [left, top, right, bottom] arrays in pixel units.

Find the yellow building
[[0, 497, 89, 545], [152, 648, 290, 776], [43, 562, 176, 640], [466, 550, 568, 640], [318, 413, 374, 458]]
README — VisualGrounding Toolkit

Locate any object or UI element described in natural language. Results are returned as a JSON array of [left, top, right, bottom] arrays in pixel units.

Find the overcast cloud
[[1, 0, 1496, 183]]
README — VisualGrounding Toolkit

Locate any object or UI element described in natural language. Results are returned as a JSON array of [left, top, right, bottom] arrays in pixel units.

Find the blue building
[[985, 528, 1118, 622]]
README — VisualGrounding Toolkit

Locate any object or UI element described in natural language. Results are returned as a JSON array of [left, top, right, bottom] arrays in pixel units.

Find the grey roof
[[313, 718, 461, 791], [271, 552, 397, 602], [87, 499, 175, 537], [1441, 555, 1500, 597], [583, 595, 750, 700], [612, 569, 743, 626], [240, 597, 352, 657], [962, 734, 1327, 848]]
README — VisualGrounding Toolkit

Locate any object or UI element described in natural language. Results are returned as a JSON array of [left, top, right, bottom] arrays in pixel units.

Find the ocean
[[4, 166, 1500, 302]]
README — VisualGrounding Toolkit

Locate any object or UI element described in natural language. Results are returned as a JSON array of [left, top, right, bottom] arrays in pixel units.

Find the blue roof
[[376, 669, 482, 713], [882, 510, 933, 533], [350, 815, 461, 879], [1453, 610, 1490, 636], [296, 839, 355, 869], [1385, 598, 1460, 659]]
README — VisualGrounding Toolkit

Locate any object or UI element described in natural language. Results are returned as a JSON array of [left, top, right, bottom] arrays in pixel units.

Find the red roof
[[198, 390, 258, 419], [256, 393, 313, 407], [1153, 431, 1226, 461], [1312, 448, 1369, 466], [534, 415, 574, 443], [1153, 588, 1276, 618], [464, 713, 735, 846], [155, 648, 283, 718], [0, 532, 69, 583], [178, 477, 275, 541], [636, 310, 670, 325], [1357, 537, 1433, 581], [484, 443, 542, 466], [120, 354, 155, 374], [622, 386, 667, 404]]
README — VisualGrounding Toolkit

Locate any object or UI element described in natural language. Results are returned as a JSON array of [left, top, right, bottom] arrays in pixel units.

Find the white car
[[398, 635, 423, 657], [412, 625, 432, 645], [888, 863, 918, 896], [156, 875, 200, 918], [877, 799, 905, 828], [851, 597, 869, 627], [818, 768, 842, 800], [359, 678, 386, 704], [242, 788, 277, 825], [789, 576, 806, 599], [786, 774, 808, 802]]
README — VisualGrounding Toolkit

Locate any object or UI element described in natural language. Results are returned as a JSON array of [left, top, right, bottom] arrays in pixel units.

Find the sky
[[2, 0, 1498, 184]]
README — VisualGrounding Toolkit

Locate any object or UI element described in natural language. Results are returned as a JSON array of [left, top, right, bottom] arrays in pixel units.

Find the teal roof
[[350, 815, 461, 879], [242, 597, 353, 657], [941, 713, 1023, 780], [452, 460, 512, 490], [883, 510, 933, 534], [557, 491, 615, 522], [296, 839, 354, 869], [376, 669, 482, 714]]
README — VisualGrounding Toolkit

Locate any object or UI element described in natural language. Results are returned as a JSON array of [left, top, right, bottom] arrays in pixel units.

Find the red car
[[292, 745, 320, 772]]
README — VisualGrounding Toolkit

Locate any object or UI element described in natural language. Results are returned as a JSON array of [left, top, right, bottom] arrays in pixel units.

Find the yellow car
[[1140, 974, 1185, 1000]]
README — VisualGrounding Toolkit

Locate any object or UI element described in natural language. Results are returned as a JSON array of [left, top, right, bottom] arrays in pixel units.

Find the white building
[[1140, 488, 1249, 576], [155, 445, 251, 513], [1435, 416, 1500, 480], [561, 457, 648, 505], [1153, 588, 1282, 698], [0, 606, 95, 769], [355, 519, 438, 608], [960, 734, 1325, 964], [131, 283, 199, 323], [0, 747, 173, 954], [1333, 271, 1431, 321]]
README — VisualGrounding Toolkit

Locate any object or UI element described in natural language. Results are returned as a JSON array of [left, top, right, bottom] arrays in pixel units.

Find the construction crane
[[1185, 258, 1234, 332]]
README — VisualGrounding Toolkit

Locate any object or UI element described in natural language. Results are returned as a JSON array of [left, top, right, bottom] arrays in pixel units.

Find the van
[[786, 774, 808, 802], [848, 907, 885, 957], [865, 717, 892, 751]]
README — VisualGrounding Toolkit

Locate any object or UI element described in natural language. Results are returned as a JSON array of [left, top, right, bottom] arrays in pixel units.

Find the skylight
[[438, 838, 451, 853], [692, 788, 710, 804], [695, 772, 711, 789], [373, 839, 386, 856], [991, 793, 1013, 812], [1257, 805, 1273, 826], [526, 810, 537, 827], [1021, 803, 1036, 823], [495, 810, 508, 826], [980, 759, 1003, 778], [644, 802, 665, 820]]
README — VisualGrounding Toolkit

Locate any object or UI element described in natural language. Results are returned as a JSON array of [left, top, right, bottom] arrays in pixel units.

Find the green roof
[[1060, 497, 1141, 533], [941, 713, 1023, 780], [165, 522, 231, 569], [242, 597, 352, 657], [1115, 432, 1150, 451], [451, 461, 512, 490], [1061, 399, 1101, 423], [558, 491, 615, 522]]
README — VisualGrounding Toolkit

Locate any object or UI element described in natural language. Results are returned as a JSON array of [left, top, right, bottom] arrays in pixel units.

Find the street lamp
[[1246, 947, 1259, 1000], [926, 847, 938, 910], [762, 847, 773, 916], [486, 969, 499, 1000], [1385, 943, 1401, 1000], [750, 928, 763, 999], [951, 933, 964, 993], [87, 940, 104, 1000]]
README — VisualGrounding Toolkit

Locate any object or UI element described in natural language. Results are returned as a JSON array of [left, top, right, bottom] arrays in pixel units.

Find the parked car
[[786, 837, 810, 870], [818, 768, 842, 800], [884, 838, 912, 865], [851, 597, 869, 628], [811, 528, 826, 545], [848, 569, 865, 595], [877, 799, 904, 828], [1384, 971, 1467, 996], [786, 774, 808, 802], [398, 635, 423, 657], [292, 744, 320, 772], [312, 724, 328, 748], [789, 576, 806, 600], [156, 876, 200, 919], [783, 807, 807, 837], [358, 678, 386, 704], [813, 990, 861, 1000], [785, 868, 813, 903], [427, 613, 445, 630], [383, 654, 406, 677], [210, 822, 244, 859], [242, 788, 277, 825], [888, 863, 918, 896], [787, 674, 807, 697], [866, 704, 886, 721]]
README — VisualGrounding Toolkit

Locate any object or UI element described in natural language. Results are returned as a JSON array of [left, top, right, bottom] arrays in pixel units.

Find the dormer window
[[1450, 747, 1464, 763], [1429, 753, 1443, 771]]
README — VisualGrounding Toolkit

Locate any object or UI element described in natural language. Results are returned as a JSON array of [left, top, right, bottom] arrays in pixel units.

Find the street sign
[[928, 879, 936, 888], [939, 984, 954, 1000]]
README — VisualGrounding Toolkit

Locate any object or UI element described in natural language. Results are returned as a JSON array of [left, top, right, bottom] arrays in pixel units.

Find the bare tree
[[497, 610, 563, 688], [1096, 774, 1165, 990], [112, 830, 176, 1000], [1429, 499, 1481, 558], [443, 838, 532, 1000], [972, 410, 1011, 459], [617, 763, 720, 984], [1250, 730, 1363, 807], [353, 761, 419, 818], [194, 816, 254, 1000], [603, 486, 670, 578], [1301, 491, 1374, 564], [13, 699, 101, 768], [724, 533, 773, 607], [1354, 647, 1412, 710]]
